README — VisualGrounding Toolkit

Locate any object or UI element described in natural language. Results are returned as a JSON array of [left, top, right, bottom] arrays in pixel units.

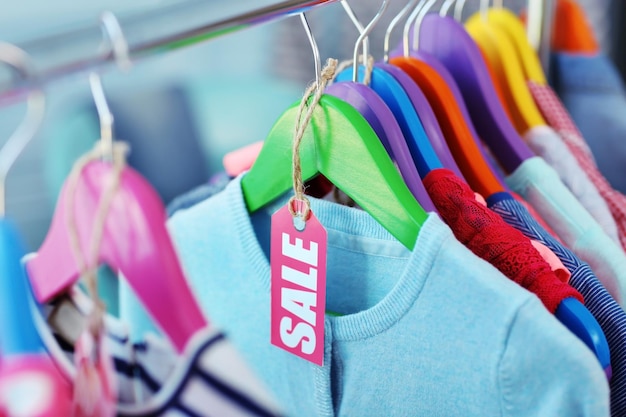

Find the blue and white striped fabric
[[30, 286, 284, 417], [488, 192, 626, 416]]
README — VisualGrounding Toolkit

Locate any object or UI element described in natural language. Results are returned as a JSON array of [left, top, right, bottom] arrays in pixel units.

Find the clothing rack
[[0, 0, 340, 103]]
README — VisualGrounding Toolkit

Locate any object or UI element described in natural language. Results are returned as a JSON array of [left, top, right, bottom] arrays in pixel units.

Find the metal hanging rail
[[0, 0, 341, 102]]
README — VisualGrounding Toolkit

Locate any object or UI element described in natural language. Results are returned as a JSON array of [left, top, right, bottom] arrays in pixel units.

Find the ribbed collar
[[227, 174, 452, 342]]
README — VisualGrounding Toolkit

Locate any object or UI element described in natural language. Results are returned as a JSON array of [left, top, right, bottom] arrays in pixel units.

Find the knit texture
[[506, 156, 626, 305], [523, 125, 620, 245], [528, 81, 626, 253], [423, 169, 583, 313], [488, 193, 626, 417], [156, 175, 610, 417]]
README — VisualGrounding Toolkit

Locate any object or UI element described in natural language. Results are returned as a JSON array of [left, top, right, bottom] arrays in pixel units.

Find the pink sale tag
[[270, 201, 327, 366]]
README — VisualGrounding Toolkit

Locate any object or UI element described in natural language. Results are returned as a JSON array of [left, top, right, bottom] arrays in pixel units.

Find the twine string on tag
[[289, 58, 338, 222], [65, 141, 128, 338], [65, 140, 127, 417]]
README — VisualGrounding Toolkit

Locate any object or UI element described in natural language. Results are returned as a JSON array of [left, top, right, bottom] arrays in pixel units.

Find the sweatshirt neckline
[[228, 174, 451, 342]]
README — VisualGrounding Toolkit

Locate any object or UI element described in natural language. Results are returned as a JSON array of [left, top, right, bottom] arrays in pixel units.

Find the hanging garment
[[523, 125, 620, 244], [488, 192, 626, 416], [422, 168, 581, 312], [528, 81, 626, 253], [550, 52, 626, 194], [506, 156, 626, 304], [167, 171, 233, 217], [22, 258, 284, 417], [156, 174, 609, 417]]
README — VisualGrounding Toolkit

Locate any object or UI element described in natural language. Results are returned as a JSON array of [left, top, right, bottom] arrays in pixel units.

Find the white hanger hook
[[341, 0, 389, 83], [454, 0, 467, 21], [299, 13, 321, 86], [0, 43, 45, 217], [384, 0, 419, 61], [440, 0, 457, 16], [410, 0, 437, 52], [91, 11, 131, 161]]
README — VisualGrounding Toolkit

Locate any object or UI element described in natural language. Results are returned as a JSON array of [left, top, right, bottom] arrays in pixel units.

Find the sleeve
[[499, 297, 610, 417]]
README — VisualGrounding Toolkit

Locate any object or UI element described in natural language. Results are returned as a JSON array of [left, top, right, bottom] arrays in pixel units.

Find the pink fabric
[[529, 240, 571, 283], [223, 141, 263, 177], [528, 81, 626, 252]]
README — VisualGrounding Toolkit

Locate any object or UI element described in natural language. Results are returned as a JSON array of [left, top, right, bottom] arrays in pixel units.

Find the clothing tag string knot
[[289, 58, 338, 227], [65, 140, 128, 417]]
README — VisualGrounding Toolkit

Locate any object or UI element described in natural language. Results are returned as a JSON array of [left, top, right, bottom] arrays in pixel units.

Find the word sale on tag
[[270, 201, 327, 366]]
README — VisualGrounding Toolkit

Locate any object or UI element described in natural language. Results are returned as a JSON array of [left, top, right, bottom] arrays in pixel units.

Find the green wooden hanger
[[241, 12, 426, 250], [241, 93, 426, 250]]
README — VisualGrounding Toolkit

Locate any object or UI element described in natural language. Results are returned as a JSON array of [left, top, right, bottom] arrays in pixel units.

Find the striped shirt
[[488, 192, 626, 416], [29, 284, 283, 417]]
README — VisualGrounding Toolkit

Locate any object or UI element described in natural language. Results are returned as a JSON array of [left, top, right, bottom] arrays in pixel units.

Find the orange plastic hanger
[[466, 13, 546, 135], [552, 0, 599, 54], [384, 0, 505, 195], [391, 56, 505, 196]]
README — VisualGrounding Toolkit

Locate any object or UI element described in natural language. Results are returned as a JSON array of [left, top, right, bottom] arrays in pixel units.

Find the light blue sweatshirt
[[139, 175, 608, 417]]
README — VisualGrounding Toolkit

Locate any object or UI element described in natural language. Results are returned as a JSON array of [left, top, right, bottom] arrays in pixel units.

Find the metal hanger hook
[[0, 43, 45, 217], [403, 0, 426, 56], [299, 13, 321, 86], [454, 0, 467, 21], [480, 0, 490, 20], [347, 0, 390, 83], [340, 1, 368, 77], [384, 0, 419, 61], [440, 0, 457, 16], [410, 0, 437, 51], [91, 11, 131, 161]]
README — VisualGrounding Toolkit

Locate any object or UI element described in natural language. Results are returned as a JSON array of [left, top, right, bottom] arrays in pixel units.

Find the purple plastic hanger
[[326, 82, 436, 212], [418, 14, 533, 173], [410, 51, 509, 186], [375, 62, 466, 179]]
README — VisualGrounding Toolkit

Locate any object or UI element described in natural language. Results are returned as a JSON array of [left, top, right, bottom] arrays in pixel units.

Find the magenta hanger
[[374, 63, 466, 179], [26, 160, 207, 354], [418, 14, 533, 173], [326, 82, 436, 212]]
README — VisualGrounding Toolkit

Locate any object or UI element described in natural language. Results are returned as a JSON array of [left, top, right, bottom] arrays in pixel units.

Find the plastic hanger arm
[[486, 9, 547, 85], [465, 15, 546, 134], [27, 163, 207, 353], [242, 95, 426, 250], [418, 14, 535, 173], [390, 56, 506, 197]]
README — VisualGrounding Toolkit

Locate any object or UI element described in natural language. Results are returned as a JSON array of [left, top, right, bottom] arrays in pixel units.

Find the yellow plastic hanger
[[484, 8, 547, 85], [465, 11, 546, 135]]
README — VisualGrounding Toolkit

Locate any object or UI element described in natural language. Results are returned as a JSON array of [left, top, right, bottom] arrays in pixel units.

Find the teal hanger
[[241, 13, 427, 250]]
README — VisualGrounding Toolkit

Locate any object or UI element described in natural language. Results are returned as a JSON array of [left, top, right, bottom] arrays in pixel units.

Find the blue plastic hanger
[[0, 43, 47, 356], [337, 0, 467, 181], [324, 0, 436, 211], [335, 67, 445, 177]]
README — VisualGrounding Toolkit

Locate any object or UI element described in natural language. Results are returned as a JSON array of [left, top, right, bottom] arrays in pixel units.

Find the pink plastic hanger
[[26, 14, 206, 354]]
